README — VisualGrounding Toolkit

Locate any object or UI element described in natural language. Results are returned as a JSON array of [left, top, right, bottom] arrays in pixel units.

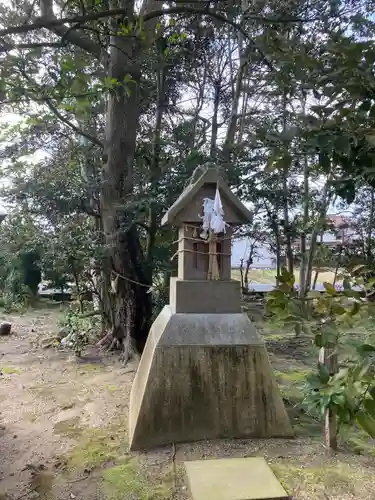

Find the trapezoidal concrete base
[[128, 306, 293, 450]]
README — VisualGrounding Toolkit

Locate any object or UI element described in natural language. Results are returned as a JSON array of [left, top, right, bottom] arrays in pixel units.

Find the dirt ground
[[1, 305, 375, 500]]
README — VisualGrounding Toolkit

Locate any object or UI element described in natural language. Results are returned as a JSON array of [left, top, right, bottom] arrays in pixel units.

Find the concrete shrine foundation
[[128, 305, 293, 450], [128, 168, 292, 450]]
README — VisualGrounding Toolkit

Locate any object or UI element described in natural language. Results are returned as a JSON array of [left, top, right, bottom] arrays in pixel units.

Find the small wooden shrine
[[128, 167, 292, 450], [163, 167, 249, 282]]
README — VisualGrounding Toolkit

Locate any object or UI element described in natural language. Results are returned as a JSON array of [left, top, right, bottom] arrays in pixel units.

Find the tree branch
[[0, 41, 66, 52], [16, 64, 103, 148], [39, 0, 102, 57], [44, 98, 104, 148], [1, 3, 276, 68], [0, 6, 313, 38]]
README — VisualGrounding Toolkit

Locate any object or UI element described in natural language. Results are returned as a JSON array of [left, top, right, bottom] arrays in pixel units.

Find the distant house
[[231, 213, 355, 269], [321, 214, 355, 246], [293, 214, 355, 251]]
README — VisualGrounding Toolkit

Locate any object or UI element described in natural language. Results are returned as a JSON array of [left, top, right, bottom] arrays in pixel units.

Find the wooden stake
[[207, 232, 220, 280], [319, 345, 338, 451]]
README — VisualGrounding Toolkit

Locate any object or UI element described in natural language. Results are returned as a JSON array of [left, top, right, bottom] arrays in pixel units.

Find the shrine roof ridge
[[161, 167, 252, 226]]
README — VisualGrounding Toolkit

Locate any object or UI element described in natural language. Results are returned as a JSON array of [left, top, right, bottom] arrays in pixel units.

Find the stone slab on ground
[[184, 457, 289, 500]]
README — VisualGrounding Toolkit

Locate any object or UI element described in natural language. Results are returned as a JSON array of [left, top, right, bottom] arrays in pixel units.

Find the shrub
[[58, 302, 99, 357]]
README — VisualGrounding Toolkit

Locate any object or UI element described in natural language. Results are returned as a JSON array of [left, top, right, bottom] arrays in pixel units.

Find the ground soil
[[1, 305, 375, 500]]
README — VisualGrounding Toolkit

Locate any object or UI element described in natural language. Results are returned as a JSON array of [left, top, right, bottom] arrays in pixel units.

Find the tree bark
[[99, 1, 152, 358], [210, 82, 220, 159], [366, 187, 374, 263], [299, 100, 309, 299], [302, 176, 332, 296], [221, 0, 248, 165], [33, 0, 166, 358], [312, 270, 319, 290], [281, 91, 294, 275], [145, 57, 167, 275]]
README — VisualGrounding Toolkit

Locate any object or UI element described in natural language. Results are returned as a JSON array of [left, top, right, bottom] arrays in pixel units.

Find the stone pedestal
[[128, 167, 292, 450], [170, 277, 241, 313], [128, 306, 293, 450]]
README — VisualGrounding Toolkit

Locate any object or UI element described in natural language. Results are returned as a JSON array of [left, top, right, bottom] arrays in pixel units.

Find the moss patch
[[29, 470, 54, 498], [1, 366, 21, 375], [274, 370, 306, 405], [276, 369, 312, 382], [77, 363, 105, 373], [340, 425, 375, 457], [53, 417, 83, 438], [104, 384, 120, 392], [102, 459, 172, 500], [65, 423, 127, 470], [64, 424, 173, 499], [272, 462, 366, 497]]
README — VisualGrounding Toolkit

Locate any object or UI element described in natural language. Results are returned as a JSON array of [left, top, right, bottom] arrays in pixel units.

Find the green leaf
[[364, 398, 375, 418], [352, 264, 368, 274], [333, 368, 349, 381], [314, 333, 323, 348], [283, 314, 300, 323], [323, 282, 336, 295], [365, 277, 375, 288], [307, 290, 321, 299], [357, 412, 375, 438], [306, 373, 324, 390], [359, 100, 372, 111], [343, 278, 351, 290], [352, 361, 371, 379], [294, 323, 302, 336], [332, 393, 346, 406], [369, 104, 375, 118], [343, 289, 362, 300], [357, 343, 375, 355], [331, 303, 346, 315], [318, 364, 330, 384], [348, 301, 361, 316]]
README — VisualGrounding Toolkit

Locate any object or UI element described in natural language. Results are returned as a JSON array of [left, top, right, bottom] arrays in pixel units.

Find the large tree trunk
[[302, 178, 332, 295], [146, 59, 167, 272], [100, 2, 152, 359], [281, 91, 294, 275], [366, 187, 375, 263], [39, 0, 159, 358], [210, 82, 220, 159], [299, 151, 309, 299]]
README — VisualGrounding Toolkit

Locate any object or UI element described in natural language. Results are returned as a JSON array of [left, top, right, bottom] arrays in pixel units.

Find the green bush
[[58, 302, 99, 357]]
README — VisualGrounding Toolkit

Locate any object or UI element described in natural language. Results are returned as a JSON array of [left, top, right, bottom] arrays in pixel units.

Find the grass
[[1, 366, 22, 375], [271, 462, 368, 498], [53, 417, 83, 438], [3, 302, 374, 500], [102, 460, 173, 500], [260, 305, 375, 455], [64, 423, 128, 470], [61, 421, 173, 500]]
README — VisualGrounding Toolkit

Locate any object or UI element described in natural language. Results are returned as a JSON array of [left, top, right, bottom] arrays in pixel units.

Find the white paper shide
[[200, 186, 227, 239]]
